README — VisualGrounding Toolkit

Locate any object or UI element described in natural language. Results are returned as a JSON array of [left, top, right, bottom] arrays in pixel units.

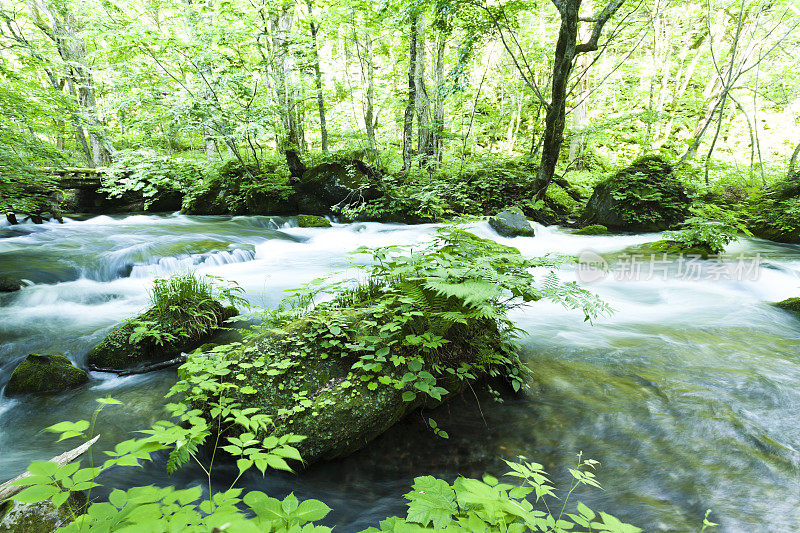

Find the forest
[[0, 0, 799, 530]]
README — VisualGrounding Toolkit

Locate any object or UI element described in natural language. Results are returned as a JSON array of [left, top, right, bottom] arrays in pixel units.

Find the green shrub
[[746, 184, 800, 243], [99, 149, 202, 209], [182, 157, 293, 215], [660, 205, 749, 254]]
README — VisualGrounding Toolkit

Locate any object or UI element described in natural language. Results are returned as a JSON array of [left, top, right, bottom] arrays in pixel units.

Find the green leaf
[[404, 476, 457, 529]]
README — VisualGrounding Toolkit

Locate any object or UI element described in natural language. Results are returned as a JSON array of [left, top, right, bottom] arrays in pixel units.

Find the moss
[[573, 224, 608, 235], [773, 298, 800, 315], [627, 240, 713, 258], [5, 354, 88, 395], [86, 301, 235, 371], [297, 214, 331, 228], [0, 492, 85, 532]]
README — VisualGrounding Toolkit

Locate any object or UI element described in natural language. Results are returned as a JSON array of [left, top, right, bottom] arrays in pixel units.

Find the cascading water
[[1, 213, 800, 531]]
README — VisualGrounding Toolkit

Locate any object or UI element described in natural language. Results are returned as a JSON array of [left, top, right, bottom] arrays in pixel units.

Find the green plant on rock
[[128, 272, 246, 348], [662, 205, 750, 255]]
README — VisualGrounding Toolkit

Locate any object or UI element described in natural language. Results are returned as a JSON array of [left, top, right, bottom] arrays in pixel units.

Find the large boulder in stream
[[5, 354, 88, 396], [86, 302, 238, 371], [582, 155, 691, 232], [489, 208, 535, 237]]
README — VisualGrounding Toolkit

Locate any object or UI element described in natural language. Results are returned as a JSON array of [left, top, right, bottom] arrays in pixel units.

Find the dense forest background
[[0, 0, 799, 221]]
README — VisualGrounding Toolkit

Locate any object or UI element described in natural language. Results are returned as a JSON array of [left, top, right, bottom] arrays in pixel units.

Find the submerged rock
[[5, 354, 88, 396], [582, 155, 691, 232], [297, 214, 331, 228], [86, 303, 238, 371], [0, 275, 23, 293], [489, 208, 535, 237], [0, 492, 85, 532], [573, 224, 609, 235]]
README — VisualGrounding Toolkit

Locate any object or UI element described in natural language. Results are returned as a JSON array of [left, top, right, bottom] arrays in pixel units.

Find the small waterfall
[[129, 247, 256, 278]]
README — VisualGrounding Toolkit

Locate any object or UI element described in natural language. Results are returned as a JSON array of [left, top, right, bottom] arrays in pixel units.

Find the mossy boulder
[[573, 224, 609, 235], [626, 239, 714, 258], [0, 492, 85, 532], [86, 303, 238, 371], [5, 354, 88, 396], [489, 208, 535, 237], [0, 275, 23, 293], [582, 155, 691, 232], [298, 160, 381, 208], [772, 297, 800, 315], [297, 214, 331, 228], [199, 309, 513, 466]]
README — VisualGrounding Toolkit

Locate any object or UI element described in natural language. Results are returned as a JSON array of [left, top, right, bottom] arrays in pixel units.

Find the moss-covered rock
[[0, 491, 85, 532], [772, 297, 800, 315], [86, 302, 238, 371], [573, 224, 608, 235], [0, 275, 23, 293], [297, 214, 331, 228], [582, 155, 691, 232], [626, 239, 714, 258], [489, 208, 535, 238], [196, 309, 513, 466], [5, 354, 88, 395]]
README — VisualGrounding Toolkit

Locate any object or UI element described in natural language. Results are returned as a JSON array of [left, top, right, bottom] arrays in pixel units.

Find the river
[[1, 213, 799, 531]]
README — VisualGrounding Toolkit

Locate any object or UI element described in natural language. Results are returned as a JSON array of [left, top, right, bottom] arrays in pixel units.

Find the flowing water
[[1, 213, 800, 531]]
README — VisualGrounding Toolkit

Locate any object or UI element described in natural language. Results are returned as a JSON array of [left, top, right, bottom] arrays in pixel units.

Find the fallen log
[[88, 353, 188, 376], [0, 435, 100, 502]]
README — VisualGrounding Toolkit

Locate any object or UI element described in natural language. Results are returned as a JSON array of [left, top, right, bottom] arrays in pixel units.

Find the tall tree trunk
[[535, 0, 624, 197], [271, 7, 301, 151], [28, 0, 114, 165], [402, 14, 417, 171], [414, 13, 432, 167], [307, 0, 328, 152], [568, 21, 592, 167], [535, 1, 579, 197], [432, 34, 446, 167], [363, 30, 377, 160]]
